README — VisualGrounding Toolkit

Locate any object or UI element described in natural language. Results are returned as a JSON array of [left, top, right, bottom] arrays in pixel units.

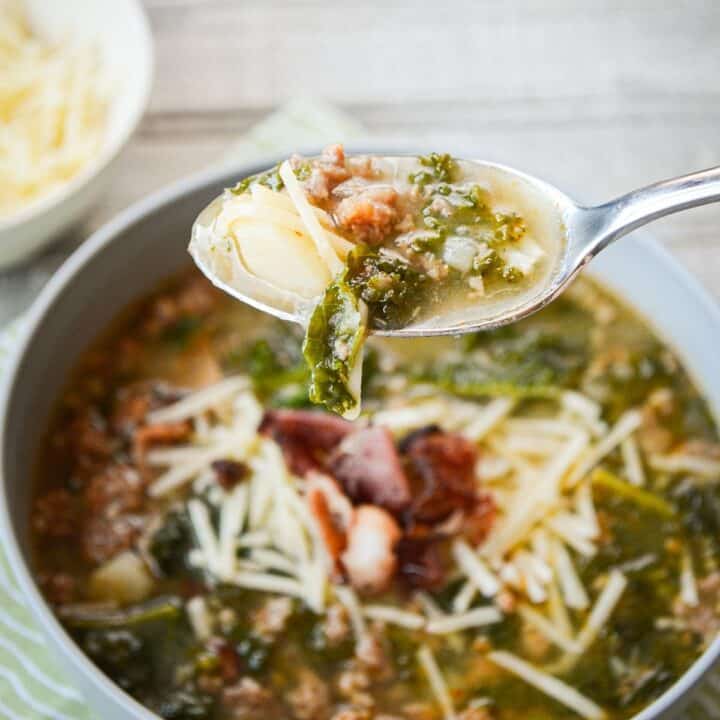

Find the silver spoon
[[190, 160, 720, 337]]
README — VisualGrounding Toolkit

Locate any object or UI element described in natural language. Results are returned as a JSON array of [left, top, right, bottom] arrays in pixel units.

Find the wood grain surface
[[1, 0, 718, 324]]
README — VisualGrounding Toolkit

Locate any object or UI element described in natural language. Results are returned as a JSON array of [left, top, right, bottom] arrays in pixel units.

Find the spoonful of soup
[[190, 144, 720, 417]]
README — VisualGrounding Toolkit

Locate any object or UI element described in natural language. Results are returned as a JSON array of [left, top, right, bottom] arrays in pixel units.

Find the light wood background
[[2, 0, 719, 324]]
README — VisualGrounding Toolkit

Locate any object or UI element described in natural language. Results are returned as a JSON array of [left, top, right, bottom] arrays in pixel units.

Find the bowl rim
[[1, 153, 720, 719], [0, 0, 155, 232]]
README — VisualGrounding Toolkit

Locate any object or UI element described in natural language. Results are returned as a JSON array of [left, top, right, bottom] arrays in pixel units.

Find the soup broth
[[32, 271, 720, 720]]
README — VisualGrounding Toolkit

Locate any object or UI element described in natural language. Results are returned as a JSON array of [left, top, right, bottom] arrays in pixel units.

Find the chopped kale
[[424, 325, 589, 399], [345, 246, 436, 330], [150, 510, 196, 577], [162, 316, 201, 349], [229, 164, 285, 195], [83, 628, 149, 693], [152, 690, 216, 720], [225, 335, 311, 408], [302, 279, 365, 416], [673, 481, 720, 541], [409, 152, 458, 186]]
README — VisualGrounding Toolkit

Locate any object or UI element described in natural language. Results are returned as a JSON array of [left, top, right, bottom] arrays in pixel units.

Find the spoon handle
[[579, 165, 720, 255]]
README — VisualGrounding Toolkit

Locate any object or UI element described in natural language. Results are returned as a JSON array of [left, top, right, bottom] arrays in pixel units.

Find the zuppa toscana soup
[[32, 271, 720, 720], [190, 146, 565, 418]]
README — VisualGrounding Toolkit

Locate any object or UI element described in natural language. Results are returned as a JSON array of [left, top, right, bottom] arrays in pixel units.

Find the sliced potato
[[88, 551, 154, 604], [232, 221, 331, 298]]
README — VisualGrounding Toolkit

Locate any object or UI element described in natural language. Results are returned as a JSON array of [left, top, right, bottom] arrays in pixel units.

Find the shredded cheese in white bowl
[[0, 0, 153, 267]]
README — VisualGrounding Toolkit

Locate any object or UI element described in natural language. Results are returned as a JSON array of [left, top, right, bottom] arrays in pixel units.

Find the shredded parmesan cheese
[[426, 607, 502, 634], [279, 161, 344, 275], [452, 580, 477, 615], [649, 453, 720, 479], [147, 376, 251, 424], [575, 571, 628, 652], [517, 605, 580, 654], [418, 645, 456, 720], [0, 3, 108, 218], [553, 540, 590, 610], [453, 540, 500, 597], [335, 586, 366, 641], [231, 571, 304, 598], [186, 596, 212, 641], [363, 605, 426, 630], [621, 437, 645, 486], [568, 410, 642, 487], [680, 551, 699, 608], [489, 651, 606, 720]]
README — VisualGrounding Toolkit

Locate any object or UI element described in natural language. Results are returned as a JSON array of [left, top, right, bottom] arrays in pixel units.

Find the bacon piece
[[133, 421, 191, 461], [259, 409, 353, 475], [212, 459, 250, 490], [330, 426, 411, 513], [396, 531, 446, 590], [463, 492, 496, 545], [402, 427, 479, 524], [306, 473, 353, 568], [341, 505, 401, 595]]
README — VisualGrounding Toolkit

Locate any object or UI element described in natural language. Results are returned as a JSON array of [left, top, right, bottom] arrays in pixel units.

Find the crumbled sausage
[[674, 572, 720, 641], [33, 489, 78, 538], [38, 571, 76, 605], [321, 603, 351, 646], [252, 596, 294, 640], [402, 703, 436, 720], [301, 144, 351, 203], [336, 664, 372, 708], [85, 465, 144, 517], [221, 677, 275, 719], [286, 669, 331, 720], [70, 409, 114, 475], [330, 710, 372, 720], [355, 631, 390, 675], [82, 514, 143, 565], [142, 275, 220, 337], [82, 465, 147, 564], [334, 185, 400, 245], [458, 709, 495, 720]]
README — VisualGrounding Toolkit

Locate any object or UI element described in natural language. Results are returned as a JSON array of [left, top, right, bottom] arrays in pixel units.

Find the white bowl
[[0, 0, 154, 268]]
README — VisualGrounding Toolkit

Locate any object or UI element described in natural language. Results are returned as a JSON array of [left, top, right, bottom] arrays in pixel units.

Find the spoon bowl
[[190, 154, 720, 337]]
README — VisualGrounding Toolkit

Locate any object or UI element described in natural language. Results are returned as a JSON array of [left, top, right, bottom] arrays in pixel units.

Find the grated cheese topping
[[0, 1, 108, 219], [489, 651, 606, 720]]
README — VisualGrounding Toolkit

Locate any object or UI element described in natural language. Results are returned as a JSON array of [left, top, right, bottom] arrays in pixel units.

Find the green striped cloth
[[0, 100, 717, 719]]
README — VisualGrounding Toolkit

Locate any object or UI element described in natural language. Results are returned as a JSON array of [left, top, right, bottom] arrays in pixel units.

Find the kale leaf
[[150, 510, 195, 577], [423, 326, 589, 399], [409, 152, 458, 187], [302, 279, 366, 416], [229, 164, 284, 195], [345, 246, 435, 330]]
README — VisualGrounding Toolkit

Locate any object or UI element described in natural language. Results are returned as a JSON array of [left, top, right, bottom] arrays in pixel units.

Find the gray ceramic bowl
[[1, 158, 720, 719]]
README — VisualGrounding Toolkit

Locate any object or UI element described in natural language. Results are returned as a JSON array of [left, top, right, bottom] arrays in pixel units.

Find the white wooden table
[[2, 0, 719, 325]]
